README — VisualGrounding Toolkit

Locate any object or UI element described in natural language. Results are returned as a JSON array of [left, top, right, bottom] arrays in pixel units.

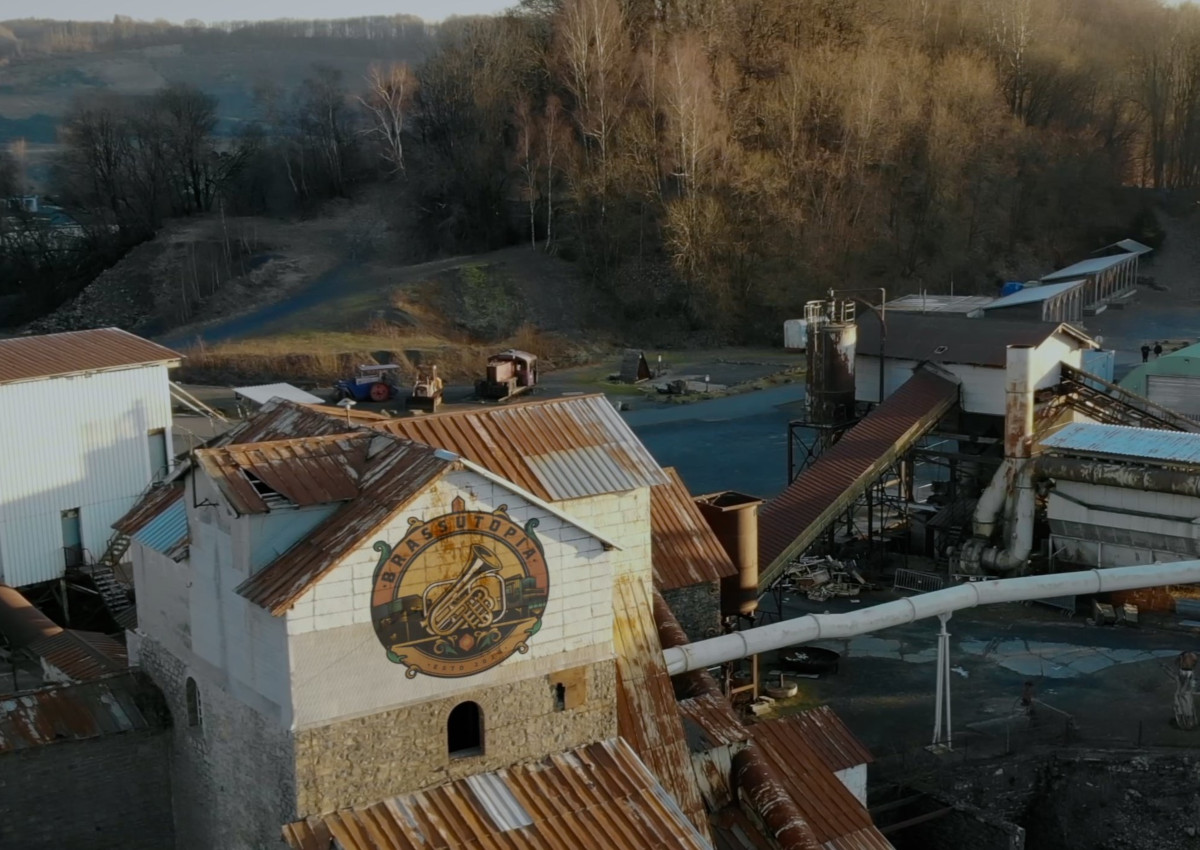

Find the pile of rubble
[[780, 556, 872, 602]]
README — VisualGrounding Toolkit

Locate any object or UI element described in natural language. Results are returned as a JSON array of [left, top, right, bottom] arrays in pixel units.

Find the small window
[[553, 682, 566, 712], [185, 677, 202, 728], [447, 701, 482, 757]]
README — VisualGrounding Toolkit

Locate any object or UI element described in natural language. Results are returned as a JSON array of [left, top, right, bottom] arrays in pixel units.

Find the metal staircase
[[80, 531, 137, 630]]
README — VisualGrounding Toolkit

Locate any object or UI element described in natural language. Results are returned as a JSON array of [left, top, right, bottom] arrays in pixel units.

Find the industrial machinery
[[407, 365, 444, 412], [476, 350, 538, 401], [334, 364, 401, 403]]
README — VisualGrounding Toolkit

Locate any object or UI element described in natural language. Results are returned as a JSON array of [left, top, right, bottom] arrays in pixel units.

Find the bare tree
[[359, 62, 416, 175]]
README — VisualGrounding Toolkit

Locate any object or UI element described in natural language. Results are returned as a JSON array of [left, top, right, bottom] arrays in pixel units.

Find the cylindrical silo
[[805, 297, 857, 425]]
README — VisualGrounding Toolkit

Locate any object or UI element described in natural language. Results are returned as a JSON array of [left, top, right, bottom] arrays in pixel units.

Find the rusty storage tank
[[804, 296, 857, 425], [696, 491, 763, 619]]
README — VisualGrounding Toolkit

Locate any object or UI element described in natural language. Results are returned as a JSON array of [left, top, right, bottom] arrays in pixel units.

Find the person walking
[[1142, 343, 1151, 363], [1155, 341, 1164, 358]]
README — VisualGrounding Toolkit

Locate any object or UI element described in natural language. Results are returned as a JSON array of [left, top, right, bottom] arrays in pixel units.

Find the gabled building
[[113, 396, 895, 849], [0, 328, 181, 587], [854, 312, 1097, 417]]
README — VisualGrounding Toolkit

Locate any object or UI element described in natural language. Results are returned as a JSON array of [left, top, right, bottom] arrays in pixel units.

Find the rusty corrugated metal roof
[[0, 672, 165, 753], [766, 705, 872, 774], [652, 468, 737, 590], [196, 434, 373, 515], [281, 738, 712, 850], [375, 394, 669, 501], [217, 398, 361, 446], [28, 630, 128, 682], [378, 398, 732, 591], [0, 328, 180, 385], [613, 575, 712, 841], [758, 368, 959, 588], [750, 718, 892, 850], [237, 434, 450, 614], [678, 690, 750, 750], [113, 483, 184, 535]]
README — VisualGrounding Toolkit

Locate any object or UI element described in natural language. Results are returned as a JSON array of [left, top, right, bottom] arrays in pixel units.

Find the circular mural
[[370, 496, 549, 678]]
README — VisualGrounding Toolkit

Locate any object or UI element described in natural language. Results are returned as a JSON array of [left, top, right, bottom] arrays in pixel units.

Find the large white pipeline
[[663, 561, 1200, 675]]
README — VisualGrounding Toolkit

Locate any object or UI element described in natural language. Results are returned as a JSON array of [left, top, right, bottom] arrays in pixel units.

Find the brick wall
[[139, 635, 297, 850], [661, 582, 722, 641], [293, 658, 617, 816], [0, 732, 173, 850]]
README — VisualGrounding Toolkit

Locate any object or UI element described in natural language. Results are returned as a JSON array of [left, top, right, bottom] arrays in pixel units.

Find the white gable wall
[[143, 470, 294, 725], [0, 364, 172, 587], [286, 468, 623, 729]]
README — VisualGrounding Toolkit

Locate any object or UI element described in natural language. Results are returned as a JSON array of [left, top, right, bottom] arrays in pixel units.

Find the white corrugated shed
[[233, 383, 323, 407], [0, 364, 173, 587]]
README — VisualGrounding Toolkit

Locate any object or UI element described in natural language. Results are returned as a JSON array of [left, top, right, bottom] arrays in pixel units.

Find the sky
[[14, 1, 511, 23]]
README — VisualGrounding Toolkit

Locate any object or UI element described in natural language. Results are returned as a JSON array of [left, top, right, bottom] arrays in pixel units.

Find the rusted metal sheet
[[679, 691, 750, 750], [281, 738, 711, 850], [131, 498, 189, 561], [218, 398, 364, 446], [0, 327, 180, 385], [779, 705, 872, 773], [749, 719, 892, 850], [613, 575, 712, 842], [711, 805, 775, 850], [196, 434, 373, 515], [652, 469, 738, 590], [28, 630, 127, 682], [375, 394, 669, 502], [237, 435, 449, 614], [1041, 457, 1200, 497], [758, 368, 960, 589], [0, 672, 164, 753], [381, 396, 734, 591], [113, 483, 184, 535]]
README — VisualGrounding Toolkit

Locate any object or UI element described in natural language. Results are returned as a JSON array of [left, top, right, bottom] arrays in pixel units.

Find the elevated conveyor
[[758, 367, 961, 592], [1047, 363, 1200, 433]]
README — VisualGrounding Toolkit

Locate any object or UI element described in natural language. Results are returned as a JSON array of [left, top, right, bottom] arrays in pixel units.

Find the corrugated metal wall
[[0, 365, 172, 587]]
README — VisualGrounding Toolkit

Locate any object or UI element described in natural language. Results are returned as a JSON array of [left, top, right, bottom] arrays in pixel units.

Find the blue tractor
[[333, 364, 402, 403]]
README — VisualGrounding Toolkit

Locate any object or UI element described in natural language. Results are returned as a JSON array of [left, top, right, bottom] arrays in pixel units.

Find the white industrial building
[[1040, 423, 1200, 568], [854, 312, 1098, 415], [0, 328, 181, 587]]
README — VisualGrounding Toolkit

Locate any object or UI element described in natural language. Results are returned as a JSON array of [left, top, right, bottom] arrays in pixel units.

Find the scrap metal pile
[[780, 556, 872, 602]]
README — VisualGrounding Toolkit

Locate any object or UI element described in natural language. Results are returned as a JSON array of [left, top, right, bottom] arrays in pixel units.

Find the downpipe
[[663, 560, 1200, 675]]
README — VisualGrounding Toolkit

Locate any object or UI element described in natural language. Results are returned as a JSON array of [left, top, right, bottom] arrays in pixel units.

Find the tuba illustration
[[422, 544, 507, 636]]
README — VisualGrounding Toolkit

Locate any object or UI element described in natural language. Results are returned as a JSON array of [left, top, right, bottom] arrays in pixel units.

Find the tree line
[[389, 0, 1200, 338], [8, 0, 1200, 339]]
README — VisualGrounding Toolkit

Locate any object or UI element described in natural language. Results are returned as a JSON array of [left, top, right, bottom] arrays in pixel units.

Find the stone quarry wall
[[293, 658, 617, 817]]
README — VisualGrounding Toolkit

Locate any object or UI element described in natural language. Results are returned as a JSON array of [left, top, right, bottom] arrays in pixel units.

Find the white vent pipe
[[965, 345, 1037, 573], [662, 560, 1200, 675]]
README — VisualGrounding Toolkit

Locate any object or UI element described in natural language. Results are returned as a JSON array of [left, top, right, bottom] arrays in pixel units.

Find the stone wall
[[293, 658, 618, 816], [662, 582, 721, 641], [0, 730, 173, 850], [138, 635, 298, 850]]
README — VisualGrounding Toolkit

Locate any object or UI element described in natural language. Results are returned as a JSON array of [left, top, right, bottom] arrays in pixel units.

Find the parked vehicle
[[334, 364, 402, 403], [476, 350, 538, 401], [407, 365, 444, 412]]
